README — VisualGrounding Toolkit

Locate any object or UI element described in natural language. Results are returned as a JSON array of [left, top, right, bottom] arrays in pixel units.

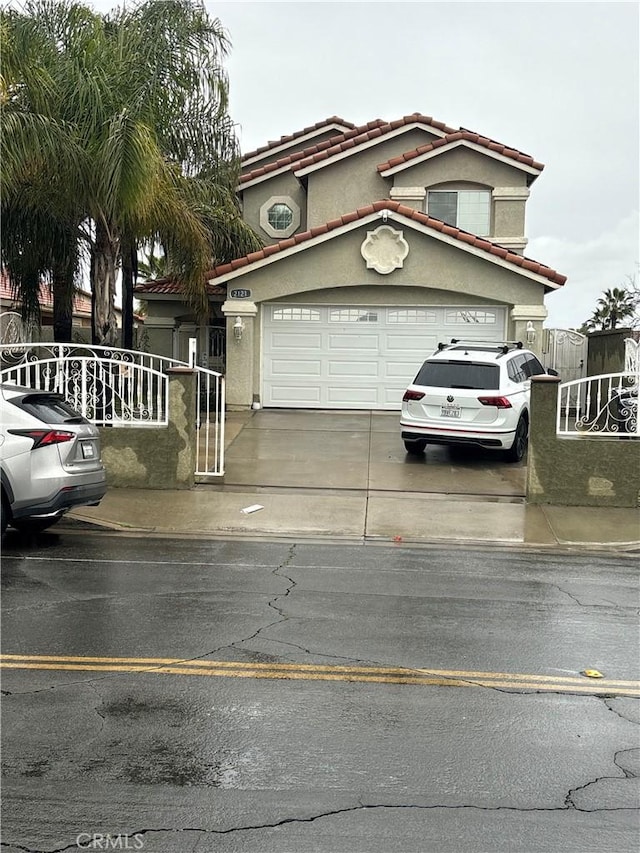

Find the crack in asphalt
[[600, 697, 640, 725], [3, 790, 639, 853], [547, 581, 619, 609]]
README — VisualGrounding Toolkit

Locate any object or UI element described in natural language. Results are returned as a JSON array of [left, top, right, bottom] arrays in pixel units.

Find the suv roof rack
[[436, 338, 524, 355]]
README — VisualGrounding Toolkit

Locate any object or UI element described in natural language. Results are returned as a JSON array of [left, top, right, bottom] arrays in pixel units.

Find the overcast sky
[[88, 1, 640, 328]]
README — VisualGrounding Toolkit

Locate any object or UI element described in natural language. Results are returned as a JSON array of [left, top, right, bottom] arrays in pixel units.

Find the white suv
[[0, 383, 107, 537], [400, 340, 556, 463]]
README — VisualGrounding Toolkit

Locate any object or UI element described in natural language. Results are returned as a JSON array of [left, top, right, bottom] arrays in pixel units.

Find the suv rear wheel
[[404, 438, 427, 455], [505, 414, 528, 463]]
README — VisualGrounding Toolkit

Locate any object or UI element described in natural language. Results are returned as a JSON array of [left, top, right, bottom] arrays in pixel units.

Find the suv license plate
[[441, 406, 461, 419], [81, 442, 95, 459]]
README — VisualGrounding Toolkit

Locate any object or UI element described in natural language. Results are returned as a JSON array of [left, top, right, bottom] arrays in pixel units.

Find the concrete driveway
[[223, 409, 526, 498]]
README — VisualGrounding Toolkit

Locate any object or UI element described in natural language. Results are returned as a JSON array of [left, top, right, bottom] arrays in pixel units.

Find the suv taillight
[[9, 429, 75, 449], [403, 389, 425, 402], [477, 396, 512, 409]]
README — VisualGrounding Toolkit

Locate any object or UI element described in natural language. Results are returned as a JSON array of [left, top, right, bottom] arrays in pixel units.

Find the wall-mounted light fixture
[[526, 321, 536, 345], [233, 316, 245, 342]]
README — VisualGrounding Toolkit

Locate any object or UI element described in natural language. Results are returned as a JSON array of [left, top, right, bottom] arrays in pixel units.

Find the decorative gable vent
[[360, 225, 409, 275]]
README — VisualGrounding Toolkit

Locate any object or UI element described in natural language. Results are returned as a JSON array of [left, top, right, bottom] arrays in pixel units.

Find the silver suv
[[0, 383, 107, 537], [400, 339, 556, 462]]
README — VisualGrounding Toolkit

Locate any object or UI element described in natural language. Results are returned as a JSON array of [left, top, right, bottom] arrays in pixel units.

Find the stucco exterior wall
[[305, 129, 437, 228], [400, 147, 526, 190], [492, 197, 527, 243], [99, 370, 196, 489], [527, 375, 640, 508]]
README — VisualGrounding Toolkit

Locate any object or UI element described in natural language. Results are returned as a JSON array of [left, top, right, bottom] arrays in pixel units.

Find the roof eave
[[379, 139, 543, 179]]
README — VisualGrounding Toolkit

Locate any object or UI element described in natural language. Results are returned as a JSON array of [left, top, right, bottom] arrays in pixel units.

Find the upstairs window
[[427, 190, 491, 236], [267, 203, 293, 232], [259, 195, 301, 238]]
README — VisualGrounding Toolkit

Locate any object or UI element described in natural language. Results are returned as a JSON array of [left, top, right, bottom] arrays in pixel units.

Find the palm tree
[[1, 0, 261, 346], [583, 287, 637, 331]]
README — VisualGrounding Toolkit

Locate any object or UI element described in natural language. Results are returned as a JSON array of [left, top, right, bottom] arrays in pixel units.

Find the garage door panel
[[384, 333, 436, 352], [327, 333, 379, 351], [328, 360, 379, 378], [327, 386, 379, 405], [268, 385, 321, 404], [385, 361, 423, 379], [270, 332, 323, 349], [269, 360, 322, 377]]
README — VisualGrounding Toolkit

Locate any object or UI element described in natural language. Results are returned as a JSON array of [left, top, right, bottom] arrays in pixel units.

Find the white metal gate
[[0, 341, 225, 478], [542, 328, 588, 383]]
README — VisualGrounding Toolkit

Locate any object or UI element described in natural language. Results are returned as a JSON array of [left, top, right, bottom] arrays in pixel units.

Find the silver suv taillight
[[8, 429, 75, 449]]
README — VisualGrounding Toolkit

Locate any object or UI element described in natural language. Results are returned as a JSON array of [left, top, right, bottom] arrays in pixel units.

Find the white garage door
[[262, 304, 507, 410]]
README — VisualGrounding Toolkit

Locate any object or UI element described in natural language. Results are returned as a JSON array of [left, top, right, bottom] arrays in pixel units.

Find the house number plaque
[[230, 288, 252, 299]]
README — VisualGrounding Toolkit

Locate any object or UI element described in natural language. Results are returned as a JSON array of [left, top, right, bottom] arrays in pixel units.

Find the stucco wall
[[586, 329, 633, 375], [527, 375, 640, 508], [305, 129, 436, 228], [400, 146, 526, 191], [99, 370, 196, 489]]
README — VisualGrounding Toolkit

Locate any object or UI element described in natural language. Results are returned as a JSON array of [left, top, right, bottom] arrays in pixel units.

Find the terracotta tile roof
[[238, 113, 458, 185], [134, 278, 226, 297], [239, 114, 543, 185], [201, 200, 566, 287], [239, 118, 387, 185], [241, 116, 356, 162], [377, 130, 544, 172], [0, 274, 92, 315]]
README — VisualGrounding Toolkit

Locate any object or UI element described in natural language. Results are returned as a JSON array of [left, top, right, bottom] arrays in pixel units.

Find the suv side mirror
[[546, 368, 559, 377]]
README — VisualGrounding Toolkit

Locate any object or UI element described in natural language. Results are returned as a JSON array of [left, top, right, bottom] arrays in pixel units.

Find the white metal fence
[[557, 371, 639, 437], [0, 342, 225, 477]]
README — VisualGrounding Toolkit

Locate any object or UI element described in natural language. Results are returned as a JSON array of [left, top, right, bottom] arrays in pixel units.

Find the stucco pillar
[[221, 300, 258, 410], [526, 374, 562, 504], [99, 368, 196, 489], [389, 186, 426, 211], [510, 304, 548, 357], [492, 187, 529, 254]]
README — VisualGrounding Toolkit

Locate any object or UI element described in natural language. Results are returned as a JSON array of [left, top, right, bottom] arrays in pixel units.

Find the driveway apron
[[222, 409, 527, 498]]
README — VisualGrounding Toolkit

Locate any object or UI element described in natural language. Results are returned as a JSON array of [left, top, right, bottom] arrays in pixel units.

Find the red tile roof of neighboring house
[[241, 116, 357, 162], [377, 130, 544, 172], [137, 201, 566, 293], [134, 278, 226, 297], [0, 275, 92, 315]]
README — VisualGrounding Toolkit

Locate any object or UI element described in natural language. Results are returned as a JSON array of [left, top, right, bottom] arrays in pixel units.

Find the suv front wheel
[[505, 415, 528, 463]]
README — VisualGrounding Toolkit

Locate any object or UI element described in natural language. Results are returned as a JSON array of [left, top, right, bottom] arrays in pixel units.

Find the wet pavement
[[68, 410, 640, 552], [1, 536, 639, 852]]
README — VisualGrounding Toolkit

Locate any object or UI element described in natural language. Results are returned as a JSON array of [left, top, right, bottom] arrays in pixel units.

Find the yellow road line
[[1, 654, 638, 696]]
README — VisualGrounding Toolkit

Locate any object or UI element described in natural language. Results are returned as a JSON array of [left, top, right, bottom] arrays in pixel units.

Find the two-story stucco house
[[136, 113, 566, 410]]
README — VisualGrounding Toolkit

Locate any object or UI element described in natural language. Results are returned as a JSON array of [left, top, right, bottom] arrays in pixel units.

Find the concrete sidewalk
[[68, 410, 640, 552]]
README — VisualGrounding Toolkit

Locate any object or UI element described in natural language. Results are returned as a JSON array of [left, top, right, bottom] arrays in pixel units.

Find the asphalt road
[[1, 531, 639, 853]]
